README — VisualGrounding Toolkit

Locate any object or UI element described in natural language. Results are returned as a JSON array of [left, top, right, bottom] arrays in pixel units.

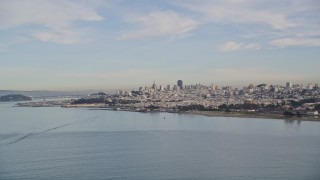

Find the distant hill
[[0, 90, 78, 97], [0, 94, 32, 102], [0, 90, 116, 97]]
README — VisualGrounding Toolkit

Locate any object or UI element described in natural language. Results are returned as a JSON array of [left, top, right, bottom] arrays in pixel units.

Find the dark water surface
[[1, 102, 320, 179]]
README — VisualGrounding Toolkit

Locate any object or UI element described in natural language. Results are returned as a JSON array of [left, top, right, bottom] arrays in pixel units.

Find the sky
[[1, 0, 320, 91]]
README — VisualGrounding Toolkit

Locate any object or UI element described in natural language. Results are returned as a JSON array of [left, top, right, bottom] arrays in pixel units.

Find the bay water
[[1, 102, 320, 179]]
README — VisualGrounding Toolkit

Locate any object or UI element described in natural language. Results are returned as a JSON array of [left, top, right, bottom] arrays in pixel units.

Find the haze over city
[[1, 0, 319, 90]]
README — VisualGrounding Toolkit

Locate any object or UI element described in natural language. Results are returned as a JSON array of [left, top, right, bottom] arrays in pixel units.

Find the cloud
[[175, 0, 295, 29], [173, 0, 320, 48], [270, 38, 320, 47], [243, 43, 261, 50], [218, 41, 260, 52], [32, 27, 90, 45], [0, 0, 104, 44], [119, 11, 198, 40], [219, 41, 242, 52]]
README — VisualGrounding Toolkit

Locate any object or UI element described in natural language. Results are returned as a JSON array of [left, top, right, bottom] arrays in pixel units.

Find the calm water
[[0, 102, 320, 179]]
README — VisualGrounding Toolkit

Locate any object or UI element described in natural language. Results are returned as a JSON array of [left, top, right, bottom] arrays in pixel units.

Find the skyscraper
[[152, 81, 157, 90], [286, 82, 292, 89], [177, 80, 183, 90], [167, 84, 171, 91]]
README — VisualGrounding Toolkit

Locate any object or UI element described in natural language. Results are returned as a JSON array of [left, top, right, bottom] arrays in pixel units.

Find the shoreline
[[88, 108, 320, 122], [182, 111, 320, 122], [13, 102, 320, 122]]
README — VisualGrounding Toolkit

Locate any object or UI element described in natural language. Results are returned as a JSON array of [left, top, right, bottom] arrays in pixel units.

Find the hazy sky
[[1, 0, 320, 90]]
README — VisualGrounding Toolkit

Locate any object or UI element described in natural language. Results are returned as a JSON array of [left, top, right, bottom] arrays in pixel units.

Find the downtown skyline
[[1, 0, 320, 91]]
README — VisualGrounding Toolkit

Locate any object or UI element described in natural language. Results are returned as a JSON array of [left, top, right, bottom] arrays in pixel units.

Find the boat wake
[[7, 133, 34, 145], [1, 116, 99, 146]]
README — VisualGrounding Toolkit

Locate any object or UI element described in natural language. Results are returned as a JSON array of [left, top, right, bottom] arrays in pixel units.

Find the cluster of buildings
[[112, 80, 320, 113], [16, 79, 319, 117]]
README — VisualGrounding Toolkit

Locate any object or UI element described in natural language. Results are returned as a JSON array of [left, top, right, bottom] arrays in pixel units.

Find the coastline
[[14, 101, 320, 122], [182, 111, 320, 122], [89, 107, 320, 122]]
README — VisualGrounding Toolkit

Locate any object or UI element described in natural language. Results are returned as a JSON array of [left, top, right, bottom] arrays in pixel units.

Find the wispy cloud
[[219, 41, 243, 52], [270, 38, 320, 47], [32, 27, 90, 45], [119, 11, 198, 40], [0, 0, 104, 44], [218, 41, 260, 52], [174, 0, 320, 49], [243, 43, 261, 50], [174, 0, 295, 29]]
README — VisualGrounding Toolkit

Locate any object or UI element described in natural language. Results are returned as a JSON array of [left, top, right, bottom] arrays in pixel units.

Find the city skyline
[[124, 80, 319, 92], [1, 0, 320, 91]]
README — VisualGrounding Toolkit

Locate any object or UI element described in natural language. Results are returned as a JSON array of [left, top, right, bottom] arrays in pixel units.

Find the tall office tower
[[286, 82, 292, 89], [167, 85, 171, 91], [177, 80, 183, 90], [152, 81, 157, 90], [159, 85, 164, 91]]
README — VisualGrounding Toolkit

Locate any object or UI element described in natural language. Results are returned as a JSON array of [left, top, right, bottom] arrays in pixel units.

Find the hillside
[[0, 94, 32, 102]]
